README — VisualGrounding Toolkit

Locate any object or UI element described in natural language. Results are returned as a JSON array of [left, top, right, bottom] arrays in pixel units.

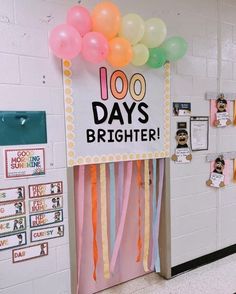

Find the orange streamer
[[234, 101, 236, 125], [136, 160, 142, 262], [90, 165, 98, 281]]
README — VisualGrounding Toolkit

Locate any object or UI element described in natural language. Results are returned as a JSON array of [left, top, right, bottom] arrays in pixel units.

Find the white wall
[[169, 0, 236, 267], [0, 1, 79, 293]]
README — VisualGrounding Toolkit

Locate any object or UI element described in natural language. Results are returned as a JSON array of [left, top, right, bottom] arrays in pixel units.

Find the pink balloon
[[82, 32, 109, 64], [67, 5, 92, 37], [49, 24, 82, 59]]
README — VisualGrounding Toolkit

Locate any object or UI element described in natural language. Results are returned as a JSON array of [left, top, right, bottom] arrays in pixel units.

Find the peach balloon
[[107, 37, 133, 67], [91, 1, 121, 40]]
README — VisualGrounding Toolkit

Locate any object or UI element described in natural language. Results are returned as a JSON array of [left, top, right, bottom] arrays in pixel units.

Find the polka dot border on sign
[[63, 59, 76, 167], [63, 61, 171, 166]]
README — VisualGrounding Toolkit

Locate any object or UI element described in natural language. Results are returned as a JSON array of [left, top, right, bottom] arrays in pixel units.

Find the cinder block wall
[[0, 1, 79, 293]]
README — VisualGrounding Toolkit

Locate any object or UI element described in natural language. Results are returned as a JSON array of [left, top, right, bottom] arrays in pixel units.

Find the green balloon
[[147, 47, 167, 68], [161, 36, 188, 61]]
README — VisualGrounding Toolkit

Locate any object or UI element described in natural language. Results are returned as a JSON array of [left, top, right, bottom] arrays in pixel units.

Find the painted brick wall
[[0, 1, 79, 294]]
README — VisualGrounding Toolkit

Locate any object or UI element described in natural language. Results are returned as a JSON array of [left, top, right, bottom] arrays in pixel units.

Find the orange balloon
[[92, 2, 121, 40], [107, 37, 133, 67]]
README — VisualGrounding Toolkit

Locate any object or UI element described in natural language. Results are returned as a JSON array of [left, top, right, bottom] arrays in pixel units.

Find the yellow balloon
[[132, 44, 149, 66], [141, 18, 167, 48], [119, 13, 145, 45]]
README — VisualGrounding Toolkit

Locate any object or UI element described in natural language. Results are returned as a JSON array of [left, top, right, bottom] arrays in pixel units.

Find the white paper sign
[[5, 148, 45, 179], [30, 210, 63, 228], [0, 201, 25, 219], [29, 196, 63, 213], [31, 225, 64, 242], [190, 117, 209, 151], [63, 60, 170, 166], [175, 148, 191, 164], [210, 172, 225, 188], [0, 232, 26, 251], [216, 112, 230, 127], [29, 181, 63, 198], [0, 187, 25, 202], [12, 242, 48, 263], [0, 217, 26, 236]]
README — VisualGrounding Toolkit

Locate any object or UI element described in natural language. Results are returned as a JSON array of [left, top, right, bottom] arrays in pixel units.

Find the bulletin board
[[63, 59, 171, 167]]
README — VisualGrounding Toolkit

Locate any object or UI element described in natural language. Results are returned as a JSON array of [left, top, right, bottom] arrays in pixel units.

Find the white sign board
[[5, 148, 45, 179], [31, 225, 64, 242], [29, 196, 63, 213], [0, 217, 26, 236], [29, 181, 63, 198], [0, 232, 26, 251], [63, 59, 170, 166], [12, 242, 48, 263], [0, 187, 25, 202]]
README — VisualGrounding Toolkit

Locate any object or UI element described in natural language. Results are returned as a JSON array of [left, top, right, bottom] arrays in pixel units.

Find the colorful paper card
[[30, 210, 63, 228], [12, 242, 48, 263], [29, 181, 63, 198], [0, 201, 25, 219], [31, 225, 64, 242], [4, 148, 45, 179], [29, 196, 63, 213], [0, 187, 25, 202], [63, 60, 171, 166], [0, 216, 26, 236], [0, 232, 26, 251]]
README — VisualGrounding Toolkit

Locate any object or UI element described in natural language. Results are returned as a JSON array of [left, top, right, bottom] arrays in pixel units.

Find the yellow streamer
[[100, 164, 110, 279], [143, 160, 150, 272]]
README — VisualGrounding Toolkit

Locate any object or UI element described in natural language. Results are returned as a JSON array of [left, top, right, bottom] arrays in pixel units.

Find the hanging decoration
[[206, 156, 227, 188], [49, 2, 188, 68]]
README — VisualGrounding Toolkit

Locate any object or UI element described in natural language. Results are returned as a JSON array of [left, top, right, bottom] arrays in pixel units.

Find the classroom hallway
[[99, 254, 236, 294]]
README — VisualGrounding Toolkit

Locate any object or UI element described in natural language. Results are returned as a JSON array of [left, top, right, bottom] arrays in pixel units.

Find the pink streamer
[[75, 165, 85, 294], [110, 161, 133, 273]]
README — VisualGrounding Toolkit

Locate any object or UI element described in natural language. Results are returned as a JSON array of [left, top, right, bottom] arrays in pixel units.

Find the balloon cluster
[[49, 2, 188, 68]]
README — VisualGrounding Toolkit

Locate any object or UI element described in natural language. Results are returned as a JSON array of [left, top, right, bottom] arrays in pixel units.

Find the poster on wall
[[31, 225, 64, 242], [12, 242, 48, 263], [63, 60, 170, 166], [0, 187, 25, 202], [0, 201, 26, 219], [29, 196, 63, 213], [0, 217, 26, 236], [0, 232, 26, 251], [29, 181, 63, 198], [4, 148, 45, 179], [190, 116, 209, 151], [30, 210, 63, 228]]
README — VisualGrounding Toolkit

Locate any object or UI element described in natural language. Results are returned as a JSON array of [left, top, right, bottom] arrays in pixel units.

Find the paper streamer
[[234, 101, 236, 125], [234, 160, 236, 182], [118, 162, 124, 216], [100, 164, 110, 279], [153, 159, 165, 272], [151, 159, 157, 270], [90, 165, 98, 281], [75, 166, 85, 294], [210, 159, 230, 185], [110, 161, 133, 273], [210, 99, 231, 126], [109, 162, 116, 254], [143, 160, 150, 272], [136, 160, 142, 262]]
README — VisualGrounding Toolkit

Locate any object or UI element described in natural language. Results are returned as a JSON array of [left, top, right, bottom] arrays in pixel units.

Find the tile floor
[[99, 254, 236, 294]]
